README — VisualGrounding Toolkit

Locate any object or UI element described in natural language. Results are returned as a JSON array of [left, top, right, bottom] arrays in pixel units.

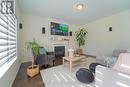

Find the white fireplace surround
[[48, 36, 70, 56]]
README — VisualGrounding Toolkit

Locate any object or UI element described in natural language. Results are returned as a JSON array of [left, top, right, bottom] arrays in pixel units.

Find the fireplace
[[54, 46, 65, 58]]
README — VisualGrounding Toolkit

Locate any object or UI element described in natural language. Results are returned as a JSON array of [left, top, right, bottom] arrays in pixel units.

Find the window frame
[[0, 0, 17, 78]]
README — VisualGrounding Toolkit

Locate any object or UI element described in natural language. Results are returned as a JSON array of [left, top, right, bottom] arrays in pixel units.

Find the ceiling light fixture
[[76, 3, 84, 10]]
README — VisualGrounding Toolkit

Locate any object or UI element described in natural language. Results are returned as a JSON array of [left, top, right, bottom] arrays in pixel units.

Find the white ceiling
[[18, 0, 130, 25]]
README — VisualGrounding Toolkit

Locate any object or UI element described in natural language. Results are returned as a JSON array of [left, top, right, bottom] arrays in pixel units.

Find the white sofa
[[96, 49, 127, 67], [95, 65, 130, 87]]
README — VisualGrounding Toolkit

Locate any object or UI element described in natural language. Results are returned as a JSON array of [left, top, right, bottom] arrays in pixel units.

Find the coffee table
[[63, 56, 86, 71]]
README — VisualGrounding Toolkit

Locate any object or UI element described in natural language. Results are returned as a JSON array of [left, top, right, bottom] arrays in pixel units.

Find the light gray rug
[[40, 64, 95, 87]]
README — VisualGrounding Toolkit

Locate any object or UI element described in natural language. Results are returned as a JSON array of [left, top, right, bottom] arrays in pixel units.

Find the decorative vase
[[68, 48, 74, 58], [76, 48, 83, 55]]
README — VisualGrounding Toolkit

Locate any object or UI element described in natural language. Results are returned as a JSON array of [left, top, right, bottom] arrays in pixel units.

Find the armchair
[[35, 47, 55, 67]]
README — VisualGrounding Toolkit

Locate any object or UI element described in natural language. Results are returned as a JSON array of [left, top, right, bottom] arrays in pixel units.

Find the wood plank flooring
[[12, 58, 62, 87]]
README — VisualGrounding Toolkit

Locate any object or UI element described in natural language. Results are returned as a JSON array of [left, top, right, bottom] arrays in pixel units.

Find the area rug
[[40, 64, 95, 87]]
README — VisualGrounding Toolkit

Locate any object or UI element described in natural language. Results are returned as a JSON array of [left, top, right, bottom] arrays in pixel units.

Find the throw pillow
[[39, 47, 46, 54]]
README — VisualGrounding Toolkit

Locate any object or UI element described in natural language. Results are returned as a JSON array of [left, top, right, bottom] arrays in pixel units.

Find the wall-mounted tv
[[51, 22, 68, 36]]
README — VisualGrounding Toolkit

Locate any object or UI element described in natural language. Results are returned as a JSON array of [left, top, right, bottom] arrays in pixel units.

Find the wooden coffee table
[[63, 56, 86, 71]]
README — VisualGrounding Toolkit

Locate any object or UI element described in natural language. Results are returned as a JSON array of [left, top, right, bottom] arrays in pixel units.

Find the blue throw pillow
[[39, 47, 46, 54]]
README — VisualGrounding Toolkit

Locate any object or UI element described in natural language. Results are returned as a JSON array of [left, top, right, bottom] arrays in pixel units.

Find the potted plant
[[25, 40, 40, 77], [75, 28, 87, 55]]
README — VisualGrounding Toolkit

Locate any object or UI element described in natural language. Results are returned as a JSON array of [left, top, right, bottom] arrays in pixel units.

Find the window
[[0, 0, 17, 77]]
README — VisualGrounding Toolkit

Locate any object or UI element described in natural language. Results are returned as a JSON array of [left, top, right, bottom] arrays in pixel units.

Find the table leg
[[70, 61, 72, 71], [63, 58, 64, 65]]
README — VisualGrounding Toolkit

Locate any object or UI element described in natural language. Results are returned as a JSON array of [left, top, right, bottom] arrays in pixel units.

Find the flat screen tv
[[51, 22, 68, 36]]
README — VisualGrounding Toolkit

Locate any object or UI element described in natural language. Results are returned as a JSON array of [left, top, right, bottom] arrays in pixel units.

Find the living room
[[0, 0, 130, 87]]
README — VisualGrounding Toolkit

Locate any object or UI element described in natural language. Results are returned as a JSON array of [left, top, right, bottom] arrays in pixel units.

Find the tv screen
[[51, 22, 68, 36]]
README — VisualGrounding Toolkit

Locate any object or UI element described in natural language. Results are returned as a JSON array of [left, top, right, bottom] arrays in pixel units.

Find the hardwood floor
[[12, 58, 62, 87]]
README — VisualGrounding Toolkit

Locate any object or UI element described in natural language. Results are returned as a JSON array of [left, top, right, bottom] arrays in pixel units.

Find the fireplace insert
[[54, 46, 65, 58]]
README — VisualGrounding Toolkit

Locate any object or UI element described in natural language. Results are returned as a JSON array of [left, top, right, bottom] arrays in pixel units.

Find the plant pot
[[76, 48, 83, 55], [27, 65, 39, 77]]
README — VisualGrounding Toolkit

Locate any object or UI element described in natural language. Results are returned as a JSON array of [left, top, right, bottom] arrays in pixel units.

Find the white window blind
[[0, 0, 17, 72]]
